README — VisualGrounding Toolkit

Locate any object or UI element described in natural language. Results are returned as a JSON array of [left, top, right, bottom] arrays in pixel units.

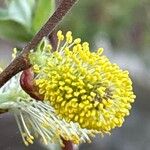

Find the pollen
[[29, 30, 136, 134]]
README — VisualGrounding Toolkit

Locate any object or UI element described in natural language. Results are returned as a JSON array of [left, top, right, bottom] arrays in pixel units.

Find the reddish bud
[[62, 139, 74, 150], [20, 68, 43, 100]]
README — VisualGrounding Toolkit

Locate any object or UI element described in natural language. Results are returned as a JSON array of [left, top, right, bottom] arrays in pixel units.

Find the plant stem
[[49, 30, 58, 50]]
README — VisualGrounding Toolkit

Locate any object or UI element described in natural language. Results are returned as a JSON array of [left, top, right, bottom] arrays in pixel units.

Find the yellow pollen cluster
[[30, 31, 136, 133]]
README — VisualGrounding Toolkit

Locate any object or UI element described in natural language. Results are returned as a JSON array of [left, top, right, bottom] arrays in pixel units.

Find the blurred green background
[[0, 0, 150, 150]]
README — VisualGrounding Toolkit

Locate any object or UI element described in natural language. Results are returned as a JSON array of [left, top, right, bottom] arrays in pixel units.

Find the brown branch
[[48, 0, 60, 50], [49, 30, 58, 50], [0, 0, 79, 88]]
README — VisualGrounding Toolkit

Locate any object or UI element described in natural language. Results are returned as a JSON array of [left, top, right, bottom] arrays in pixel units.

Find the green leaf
[[0, 9, 8, 19], [32, 0, 55, 33], [0, 0, 55, 42], [7, 0, 34, 29], [0, 0, 35, 42], [0, 19, 32, 42]]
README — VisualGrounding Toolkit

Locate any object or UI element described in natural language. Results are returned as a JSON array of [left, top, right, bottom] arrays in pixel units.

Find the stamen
[[66, 31, 73, 44], [14, 113, 29, 146], [56, 30, 64, 51], [67, 38, 81, 49], [20, 112, 32, 138], [31, 117, 48, 145]]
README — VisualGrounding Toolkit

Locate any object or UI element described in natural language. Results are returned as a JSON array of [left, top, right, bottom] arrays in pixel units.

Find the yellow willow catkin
[[29, 30, 136, 133]]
